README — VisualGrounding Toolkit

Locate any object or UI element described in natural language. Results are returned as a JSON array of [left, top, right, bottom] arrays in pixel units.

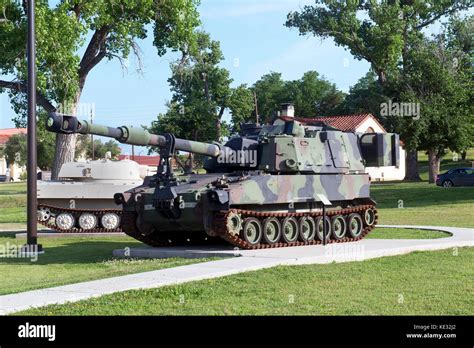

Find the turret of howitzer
[[46, 112, 225, 158]]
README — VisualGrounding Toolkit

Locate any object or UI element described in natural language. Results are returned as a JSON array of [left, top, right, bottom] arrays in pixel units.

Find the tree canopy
[[0, 0, 201, 178], [0, 121, 55, 170], [251, 71, 344, 123], [287, 1, 473, 181]]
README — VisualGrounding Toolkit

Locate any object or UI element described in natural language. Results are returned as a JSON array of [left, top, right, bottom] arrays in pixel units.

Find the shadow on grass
[[0, 240, 146, 265]]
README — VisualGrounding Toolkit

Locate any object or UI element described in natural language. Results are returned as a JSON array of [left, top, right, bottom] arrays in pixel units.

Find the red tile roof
[[118, 155, 160, 166], [0, 128, 27, 145], [281, 114, 386, 133]]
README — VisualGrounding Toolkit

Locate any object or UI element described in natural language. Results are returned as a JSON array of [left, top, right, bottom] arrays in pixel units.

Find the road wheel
[[55, 212, 75, 230], [78, 213, 98, 230], [315, 216, 331, 241], [363, 208, 376, 226], [281, 217, 299, 243], [298, 216, 316, 242], [347, 213, 364, 238], [101, 213, 121, 230], [331, 215, 346, 240], [241, 217, 262, 246], [262, 217, 281, 245]]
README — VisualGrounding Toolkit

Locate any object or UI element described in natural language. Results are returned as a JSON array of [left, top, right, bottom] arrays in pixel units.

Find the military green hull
[[130, 172, 370, 232]]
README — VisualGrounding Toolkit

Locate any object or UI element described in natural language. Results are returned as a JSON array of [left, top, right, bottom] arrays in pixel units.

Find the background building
[[311, 114, 406, 181], [0, 128, 27, 181]]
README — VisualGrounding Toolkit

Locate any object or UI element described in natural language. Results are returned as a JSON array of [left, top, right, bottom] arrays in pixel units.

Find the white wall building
[[311, 114, 406, 181]]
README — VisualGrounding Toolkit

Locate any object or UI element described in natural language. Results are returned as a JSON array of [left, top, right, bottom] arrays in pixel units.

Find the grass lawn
[[0, 183, 26, 224], [17, 247, 474, 315], [0, 234, 213, 296], [0, 226, 447, 297], [1, 165, 473, 316], [371, 182, 474, 227]]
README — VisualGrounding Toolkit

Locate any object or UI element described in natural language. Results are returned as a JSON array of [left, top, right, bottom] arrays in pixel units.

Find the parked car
[[436, 168, 474, 187], [0, 175, 13, 183]]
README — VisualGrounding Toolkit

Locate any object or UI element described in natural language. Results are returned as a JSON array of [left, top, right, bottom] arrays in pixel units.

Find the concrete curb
[[1, 224, 473, 315]]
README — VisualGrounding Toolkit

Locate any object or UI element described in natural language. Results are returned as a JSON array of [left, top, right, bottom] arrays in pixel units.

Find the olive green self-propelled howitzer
[[45, 110, 400, 249]]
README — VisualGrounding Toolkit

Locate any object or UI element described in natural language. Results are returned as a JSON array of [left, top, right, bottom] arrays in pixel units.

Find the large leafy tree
[[0, 0, 200, 179], [250, 72, 286, 123], [167, 31, 233, 142], [227, 84, 255, 128], [251, 71, 344, 123], [403, 22, 473, 183], [339, 71, 386, 117], [286, 0, 473, 181], [149, 32, 253, 171]]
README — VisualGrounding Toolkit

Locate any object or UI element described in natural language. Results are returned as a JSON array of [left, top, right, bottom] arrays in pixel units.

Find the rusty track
[[212, 204, 378, 250], [37, 204, 122, 233], [121, 204, 377, 250]]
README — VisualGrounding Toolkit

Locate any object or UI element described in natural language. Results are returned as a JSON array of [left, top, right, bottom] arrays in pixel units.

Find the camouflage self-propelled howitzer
[[46, 108, 400, 249]]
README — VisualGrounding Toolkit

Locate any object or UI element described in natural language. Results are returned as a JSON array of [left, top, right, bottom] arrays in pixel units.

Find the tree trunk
[[405, 149, 422, 181], [461, 150, 467, 161], [51, 98, 80, 180], [428, 149, 441, 184], [215, 118, 221, 141]]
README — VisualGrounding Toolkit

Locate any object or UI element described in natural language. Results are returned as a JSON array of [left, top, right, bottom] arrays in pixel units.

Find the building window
[[365, 127, 375, 133]]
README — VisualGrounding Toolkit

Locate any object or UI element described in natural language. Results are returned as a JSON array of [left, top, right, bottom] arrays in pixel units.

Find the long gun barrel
[[46, 112, 223, 158]]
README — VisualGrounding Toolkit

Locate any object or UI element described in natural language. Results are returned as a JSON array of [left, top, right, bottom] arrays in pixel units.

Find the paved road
[[1, 225, 473, 315]]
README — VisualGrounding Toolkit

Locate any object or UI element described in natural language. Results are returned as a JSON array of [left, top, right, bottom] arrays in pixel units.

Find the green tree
[[150, 31, 249, 172], [0, 121, 55, 171], [167, 31, 233, 142], [0, 133, 27, 168], [339, 71, 385, 116], [76, 135, 121, 160], [251, 71, 344, 123], [251, 72, 286, 123], [0, 0, 201, 179], [286, 0, 473, 181], [402, 30, 473, 183], [227, 84, 255, 128]]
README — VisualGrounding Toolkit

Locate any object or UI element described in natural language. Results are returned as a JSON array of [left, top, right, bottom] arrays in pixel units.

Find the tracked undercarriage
[[121, 204, 377, 250], [37, 204, 123, 233]]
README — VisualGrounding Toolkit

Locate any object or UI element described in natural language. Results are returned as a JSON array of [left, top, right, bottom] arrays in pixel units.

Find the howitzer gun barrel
[[46, 112, 222, 158]]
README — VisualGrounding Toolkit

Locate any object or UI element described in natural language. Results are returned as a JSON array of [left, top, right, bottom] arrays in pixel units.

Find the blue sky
[[0, 0, 452, 154]]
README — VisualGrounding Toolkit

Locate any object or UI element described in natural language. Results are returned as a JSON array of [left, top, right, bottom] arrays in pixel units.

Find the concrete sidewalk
[[1, 225, 473, 315]]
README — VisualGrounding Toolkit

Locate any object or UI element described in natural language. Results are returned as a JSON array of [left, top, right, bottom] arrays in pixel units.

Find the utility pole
[[253, 91, 259, 125], [90, 108, 94, 160], [24, 0, 42, 253]]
